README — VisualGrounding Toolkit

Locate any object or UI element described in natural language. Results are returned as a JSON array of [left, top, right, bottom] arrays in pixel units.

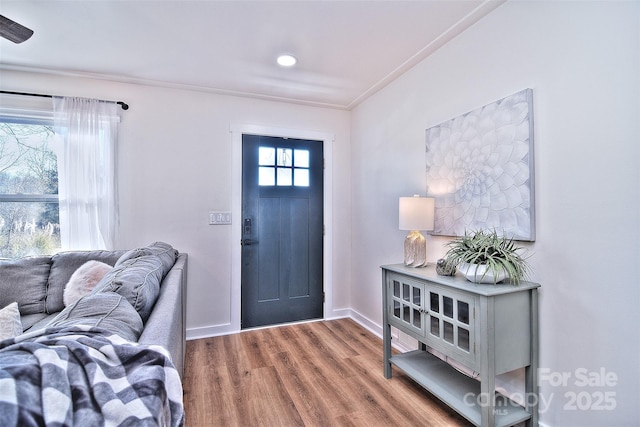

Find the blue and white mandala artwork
[[425, 88, 535, 241]]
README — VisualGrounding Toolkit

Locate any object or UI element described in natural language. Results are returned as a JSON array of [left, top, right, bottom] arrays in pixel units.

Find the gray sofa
[[0, 241, 187, 376]]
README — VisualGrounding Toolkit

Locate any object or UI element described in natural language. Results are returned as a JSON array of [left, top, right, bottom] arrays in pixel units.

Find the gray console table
[[381, 264, 540, 427]]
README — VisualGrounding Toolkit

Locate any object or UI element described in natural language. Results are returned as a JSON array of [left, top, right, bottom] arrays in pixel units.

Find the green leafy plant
[[444, 229, 530, 284]]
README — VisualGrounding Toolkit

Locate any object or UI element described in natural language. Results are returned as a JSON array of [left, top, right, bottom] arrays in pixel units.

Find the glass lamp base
[[404, 230, 427, 267]]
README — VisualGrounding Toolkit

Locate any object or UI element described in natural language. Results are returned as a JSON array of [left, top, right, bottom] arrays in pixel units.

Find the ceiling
[[0, 1, 504, 110]]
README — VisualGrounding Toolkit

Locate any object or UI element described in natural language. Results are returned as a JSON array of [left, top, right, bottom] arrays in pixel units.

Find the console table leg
[[383, 322, 392, 378], [382, 270, 393, 378]]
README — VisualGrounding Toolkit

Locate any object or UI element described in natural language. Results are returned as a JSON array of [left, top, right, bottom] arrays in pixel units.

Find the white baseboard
[[186, 323, 234, 340], [187, 307, 356, 340], [325, 307, 351, 320], [346, 308, 381, 337]]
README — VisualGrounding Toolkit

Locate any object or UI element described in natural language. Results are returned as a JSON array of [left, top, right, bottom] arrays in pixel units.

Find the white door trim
[[230, 123, 334, 332]]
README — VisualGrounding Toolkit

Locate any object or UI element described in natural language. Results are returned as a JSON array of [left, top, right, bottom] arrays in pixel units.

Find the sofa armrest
[[138, 253, 187, 378]]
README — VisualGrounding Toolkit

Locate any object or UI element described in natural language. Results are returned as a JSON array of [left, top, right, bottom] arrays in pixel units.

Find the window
[[258, 146, 310, 187], [0, 119, 60, 258], [1, 94, 120, 257]]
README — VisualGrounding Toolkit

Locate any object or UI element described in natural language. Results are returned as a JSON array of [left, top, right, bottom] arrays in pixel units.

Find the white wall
[[350, 1, 639, 425], [1, 70, 352, 336]]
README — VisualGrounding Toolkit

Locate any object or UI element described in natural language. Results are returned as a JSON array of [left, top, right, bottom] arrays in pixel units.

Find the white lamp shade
[[399, 196, 435, 231]]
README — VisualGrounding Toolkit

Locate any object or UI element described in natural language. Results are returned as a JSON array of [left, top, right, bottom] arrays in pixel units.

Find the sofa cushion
[[46, 292, 144, 342], [0, 256, 51, 315], [63, 260, 113, 307], [21, 312, 57, 332], [92, 255, 164, 323], [0, 302, 22, 341], [46, 250, 125, 314]]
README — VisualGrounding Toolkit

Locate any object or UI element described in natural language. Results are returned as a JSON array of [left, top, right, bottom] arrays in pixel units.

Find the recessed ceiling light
[[277, 54, 297, 67]]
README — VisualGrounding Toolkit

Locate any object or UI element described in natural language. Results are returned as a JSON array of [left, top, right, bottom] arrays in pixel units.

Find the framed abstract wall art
[[425, 88, 535, 241]]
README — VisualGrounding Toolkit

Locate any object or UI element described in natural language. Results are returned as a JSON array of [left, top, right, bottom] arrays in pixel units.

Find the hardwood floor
[[183, 318, 472, 427]]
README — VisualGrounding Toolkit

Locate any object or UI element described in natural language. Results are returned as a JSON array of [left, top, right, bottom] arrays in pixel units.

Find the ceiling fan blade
[[0, 15, 34, 44]]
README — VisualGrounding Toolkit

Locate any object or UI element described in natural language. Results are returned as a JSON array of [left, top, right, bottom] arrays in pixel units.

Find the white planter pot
[[458, 262, 507, 284]]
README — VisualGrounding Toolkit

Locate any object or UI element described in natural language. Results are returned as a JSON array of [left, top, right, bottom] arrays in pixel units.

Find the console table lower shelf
[[390, 350, 531, 427]]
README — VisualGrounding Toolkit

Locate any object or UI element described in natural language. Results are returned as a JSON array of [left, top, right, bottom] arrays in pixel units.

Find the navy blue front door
[[241, 134, 324, 329]]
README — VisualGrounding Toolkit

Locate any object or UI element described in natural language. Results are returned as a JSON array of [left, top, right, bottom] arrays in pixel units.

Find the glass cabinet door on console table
[[381, 264, 540, 427]]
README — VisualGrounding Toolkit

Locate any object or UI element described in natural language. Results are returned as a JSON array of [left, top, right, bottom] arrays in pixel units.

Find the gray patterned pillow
[[92, 255, 164, 322], [47, 293, 143, 342], [146, 242, 178, 277], [114, 247, 154, 267]]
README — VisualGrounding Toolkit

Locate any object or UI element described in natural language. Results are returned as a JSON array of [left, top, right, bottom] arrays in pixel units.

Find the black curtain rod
[[0, 90, 129, 110]]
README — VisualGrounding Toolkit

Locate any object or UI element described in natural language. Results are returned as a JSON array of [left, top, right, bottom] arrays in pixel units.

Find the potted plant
[[444, 229, 530, 284]]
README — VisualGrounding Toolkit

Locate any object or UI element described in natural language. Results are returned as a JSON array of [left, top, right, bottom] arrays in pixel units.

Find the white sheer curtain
[[53, 97, 120, 250]]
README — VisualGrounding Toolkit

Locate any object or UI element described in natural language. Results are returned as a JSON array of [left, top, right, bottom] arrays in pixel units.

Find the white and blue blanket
[[0, 326, 184, 427]]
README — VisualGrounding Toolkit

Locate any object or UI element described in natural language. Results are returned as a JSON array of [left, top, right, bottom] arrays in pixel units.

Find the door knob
[[241, 239, 258, 246]]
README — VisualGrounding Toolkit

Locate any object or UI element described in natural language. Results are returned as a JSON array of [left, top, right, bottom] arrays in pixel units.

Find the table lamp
[[399, 195, 435, 267]]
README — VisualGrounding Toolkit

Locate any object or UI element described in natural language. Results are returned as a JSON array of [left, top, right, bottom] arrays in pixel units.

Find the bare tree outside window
[[0, 122, 60, 258]]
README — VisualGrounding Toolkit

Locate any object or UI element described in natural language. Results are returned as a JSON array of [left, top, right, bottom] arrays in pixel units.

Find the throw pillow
[[91, 255, 164, 323], [0, 302, 23, 341], [63, 260, 113, 307], [146, 241, 178, 277], [114, 247, 154, 268]]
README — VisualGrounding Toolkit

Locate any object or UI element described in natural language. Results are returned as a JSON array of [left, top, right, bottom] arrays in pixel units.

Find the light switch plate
[[209, 211, 232, 225]]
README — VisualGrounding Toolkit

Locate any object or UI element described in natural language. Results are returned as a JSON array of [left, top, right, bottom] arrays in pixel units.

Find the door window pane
[[293, 169, 309, 187], [259, 167, 275, 186], [259, 147, 275, 165], [277, 148, 292, 166], [294, 149, 309, 167], [277, 168, 292, 186]]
